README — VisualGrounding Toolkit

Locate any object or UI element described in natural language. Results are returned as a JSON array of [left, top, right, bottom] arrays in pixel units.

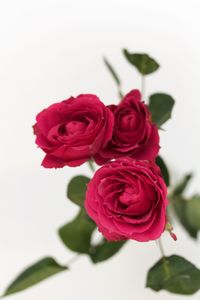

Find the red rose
[[33, 94, 114, 168], [94, 90, 160, 165], [85, 158, 167, 242]]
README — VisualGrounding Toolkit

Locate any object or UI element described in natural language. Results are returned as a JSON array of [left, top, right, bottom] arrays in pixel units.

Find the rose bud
[[94, 89, 160, 165], [33, 94, 114, 168], [85, 158, 168, 242]]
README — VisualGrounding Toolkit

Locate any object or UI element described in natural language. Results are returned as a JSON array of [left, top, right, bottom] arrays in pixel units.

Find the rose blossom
[[85, 158, 168, 242], [33, 94, 114, 168], [94, 89, 160, 165]]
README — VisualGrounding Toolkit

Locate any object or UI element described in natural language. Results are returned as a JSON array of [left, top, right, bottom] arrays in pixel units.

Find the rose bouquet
[[2, 49, 200, 297]]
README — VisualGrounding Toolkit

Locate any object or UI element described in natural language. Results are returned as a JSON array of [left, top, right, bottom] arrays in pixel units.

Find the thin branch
[[88, 160, 95, 173], [66, 254, 81, 268], [141, 75, 145, 100], [157, 238, 165, 257]]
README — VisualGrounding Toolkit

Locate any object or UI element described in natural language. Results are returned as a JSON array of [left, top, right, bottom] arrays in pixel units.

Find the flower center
[[119, 185, 139, 206], [119, 111, 139, 131], [58, 121, 87, 136]]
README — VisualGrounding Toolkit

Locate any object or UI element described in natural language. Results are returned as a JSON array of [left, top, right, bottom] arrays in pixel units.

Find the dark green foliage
[[149, 93, 175, 127], [147, 255, 200, 295], [3, 257, 67, 297], [123, 49, 159, 75]]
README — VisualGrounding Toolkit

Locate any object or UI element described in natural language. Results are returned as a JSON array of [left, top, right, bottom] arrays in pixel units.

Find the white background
[[0, 0, 200, 299]]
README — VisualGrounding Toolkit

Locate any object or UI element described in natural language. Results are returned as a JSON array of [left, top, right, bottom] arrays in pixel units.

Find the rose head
[[94, 90, 160, 165], [33, 94, 114, 168], [85, 158, 168, 242]]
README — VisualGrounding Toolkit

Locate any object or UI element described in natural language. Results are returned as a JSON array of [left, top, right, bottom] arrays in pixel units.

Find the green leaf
[[186, 195, 200, 230], [170, 174, 196, 238], [156, 156, 170, 186], [123, 49, 159, 75], [58, 210, 96, 254], [103, 57, 121, 86], [173, 173, 193, 196], [171, 196, 198, 238], [149, 93, 175, 127], [3, 257, 67, 297], [146, 255, 200, 295], [67, 175, 90, 207], [90, 239, 126, 264]]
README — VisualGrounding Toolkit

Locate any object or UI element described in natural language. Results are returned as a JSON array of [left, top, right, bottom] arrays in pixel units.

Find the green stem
[[88, 160, 95, 173], [66, 254, 81, 267], [118, 89, 124, 100], [141, 75, 145, 99], [157, 238, 165, 257], [157, 238, 171, 279]]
